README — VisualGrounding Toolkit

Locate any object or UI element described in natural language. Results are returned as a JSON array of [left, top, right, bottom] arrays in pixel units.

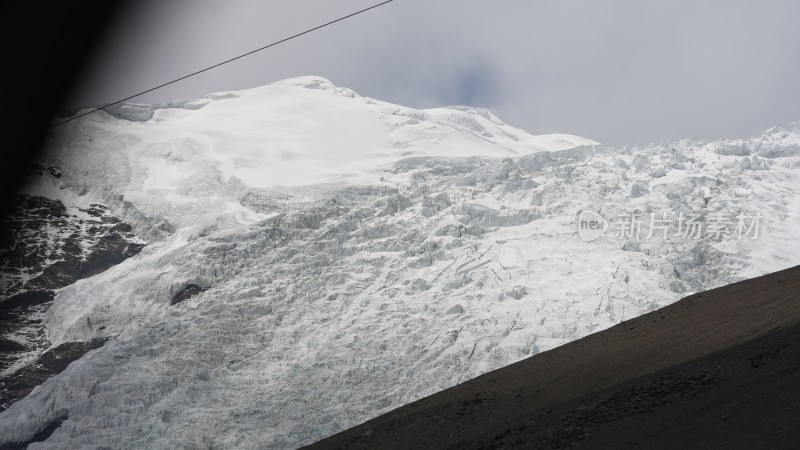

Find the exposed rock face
[[0, 414, 65, 450], [171, 284, 208, 305], [0, 193, 144, 411], [0, 339, 106, 411], [0, 195, 145, 297], [0, 291, 54, 375]]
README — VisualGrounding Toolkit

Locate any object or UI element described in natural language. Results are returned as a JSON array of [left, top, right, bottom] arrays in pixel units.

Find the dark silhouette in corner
[[0, 2, 131, 220]]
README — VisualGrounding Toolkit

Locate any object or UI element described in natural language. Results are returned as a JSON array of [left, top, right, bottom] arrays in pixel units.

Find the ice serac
[[0, 77, 798, 449]]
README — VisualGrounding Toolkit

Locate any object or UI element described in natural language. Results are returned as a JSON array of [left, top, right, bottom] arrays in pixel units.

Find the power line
[[52, 0, 395, 127]]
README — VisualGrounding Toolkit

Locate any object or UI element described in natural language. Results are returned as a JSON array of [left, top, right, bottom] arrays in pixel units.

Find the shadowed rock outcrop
[[0, 194, 143, 412]]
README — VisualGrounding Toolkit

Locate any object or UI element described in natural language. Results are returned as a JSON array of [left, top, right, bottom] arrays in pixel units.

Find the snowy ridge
[[48, 77, 594, 244], [0, 77, 798, 448]]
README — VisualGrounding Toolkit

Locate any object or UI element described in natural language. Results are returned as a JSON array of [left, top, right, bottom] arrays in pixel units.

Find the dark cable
[[52, 0, 395, 127]]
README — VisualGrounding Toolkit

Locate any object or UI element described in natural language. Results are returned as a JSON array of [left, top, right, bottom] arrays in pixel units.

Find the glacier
[[0, 76, 799, 449]]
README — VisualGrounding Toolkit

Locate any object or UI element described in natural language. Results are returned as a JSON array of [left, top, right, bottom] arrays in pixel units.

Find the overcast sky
[[71, 0, 800, 146]]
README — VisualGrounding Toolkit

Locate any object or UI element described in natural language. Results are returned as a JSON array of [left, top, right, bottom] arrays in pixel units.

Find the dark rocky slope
[[0, 192, 144, 411], [307, 265, 800, 449]]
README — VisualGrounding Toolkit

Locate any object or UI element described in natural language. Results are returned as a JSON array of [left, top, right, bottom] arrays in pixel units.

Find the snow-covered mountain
[[1, 76, 798, 449]]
